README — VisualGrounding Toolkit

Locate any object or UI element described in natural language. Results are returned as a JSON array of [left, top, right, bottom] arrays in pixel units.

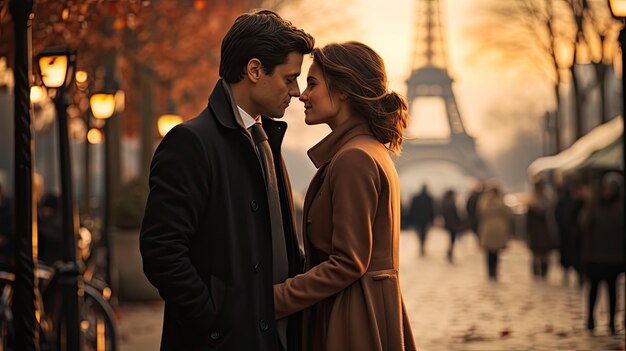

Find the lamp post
[[9, 0, 38, 349], [608, 0, 626, 271], [37, 47, 81, 351], [89, 89, 115, 290]]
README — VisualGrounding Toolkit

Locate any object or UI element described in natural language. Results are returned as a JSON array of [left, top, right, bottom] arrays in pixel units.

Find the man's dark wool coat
[[140, 80, 303, 350]]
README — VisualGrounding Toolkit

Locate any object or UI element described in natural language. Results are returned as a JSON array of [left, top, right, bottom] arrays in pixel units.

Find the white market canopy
[[528, 116, 623, 179]]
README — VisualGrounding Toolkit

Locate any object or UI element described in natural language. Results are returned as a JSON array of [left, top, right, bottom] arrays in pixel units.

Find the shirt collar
[[238, 106, 257, 129]]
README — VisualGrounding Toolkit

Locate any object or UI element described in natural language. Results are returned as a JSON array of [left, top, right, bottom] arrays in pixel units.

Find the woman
[[273, 42, 416, 350], [477, 183, 511, 281]]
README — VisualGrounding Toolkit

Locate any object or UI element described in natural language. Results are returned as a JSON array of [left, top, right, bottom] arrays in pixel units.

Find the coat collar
[[307, 117, 373, 169], [208, 79, 246, 130]]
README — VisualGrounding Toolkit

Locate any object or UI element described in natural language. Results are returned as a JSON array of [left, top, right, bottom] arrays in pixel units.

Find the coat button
[[250, 200, 259, 212], [253, 262, 261, 273], [259, 319, 269, 332], [306, 219, 312, 225], [209, 331, 220, 340]]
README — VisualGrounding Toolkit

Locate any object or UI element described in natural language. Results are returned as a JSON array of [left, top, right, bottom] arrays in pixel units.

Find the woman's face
[[300, 62, 342, 127]]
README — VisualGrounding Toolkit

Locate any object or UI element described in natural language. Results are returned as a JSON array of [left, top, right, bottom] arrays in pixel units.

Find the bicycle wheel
[[0, 274, 14, 351], [80, 284, 118, 351], [0, 304, 9, 351]]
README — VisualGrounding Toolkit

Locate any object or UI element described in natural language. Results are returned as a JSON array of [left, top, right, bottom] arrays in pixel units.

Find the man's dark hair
[[220, 9, 314, 83]]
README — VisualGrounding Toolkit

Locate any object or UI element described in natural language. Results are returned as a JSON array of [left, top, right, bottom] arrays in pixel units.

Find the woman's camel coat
[[274, 118, 416, 351]]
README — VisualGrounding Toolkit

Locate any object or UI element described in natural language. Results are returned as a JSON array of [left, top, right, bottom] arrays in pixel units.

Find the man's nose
[[290, 82, 301, 98]]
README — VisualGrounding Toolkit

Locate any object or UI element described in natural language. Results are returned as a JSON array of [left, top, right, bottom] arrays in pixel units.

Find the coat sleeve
[[274, 148, 379, 319], [139, 124, 216, 336]]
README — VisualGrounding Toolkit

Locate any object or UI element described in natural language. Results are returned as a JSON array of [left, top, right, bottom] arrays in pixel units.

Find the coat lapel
[[307, 117, 372, 169]]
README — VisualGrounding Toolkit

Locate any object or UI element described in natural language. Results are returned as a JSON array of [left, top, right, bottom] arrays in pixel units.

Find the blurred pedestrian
[[554, 180, 584, 287], [581, 173, 624, 335], [441, 189, 462, 263], [273, 41, 416, 350], [477, 182, 511, 281], [525, 180, 558, 280], [409, 184, 435, 256], [465, 181, 484, 237]]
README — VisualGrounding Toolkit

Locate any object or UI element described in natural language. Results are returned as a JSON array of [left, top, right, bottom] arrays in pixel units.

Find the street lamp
[[87, 128, 103, 145], [90, 91, 115, 120], [89, 88, 116, 290], [36, 47, 81, 351], [158, 99, 183, 138], [75, 70, 89, 92], [30, 85, 46, 104], [555, 39, 575, 70], [38, 48, 74, 90], [610, 0, 626, 16], [157, 114, 183, 138]]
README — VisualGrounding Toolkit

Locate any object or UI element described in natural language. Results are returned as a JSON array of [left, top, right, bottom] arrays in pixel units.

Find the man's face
[[251, 52, 303, 118]]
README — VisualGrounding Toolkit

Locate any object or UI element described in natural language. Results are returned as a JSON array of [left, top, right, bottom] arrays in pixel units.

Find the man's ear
[[246, 58, 263, 83]]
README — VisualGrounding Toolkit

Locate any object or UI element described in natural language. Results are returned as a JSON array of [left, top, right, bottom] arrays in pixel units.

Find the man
[[140, 10, 314, 350], [409, 185, 435, 256]]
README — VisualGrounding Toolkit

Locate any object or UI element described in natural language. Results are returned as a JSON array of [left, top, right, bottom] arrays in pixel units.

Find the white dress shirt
[[238, 106, 267, 179], [237, 106, 258, 129]]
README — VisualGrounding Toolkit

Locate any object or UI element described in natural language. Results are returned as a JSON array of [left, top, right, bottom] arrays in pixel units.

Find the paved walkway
[[117, 228, 625, 350], [400, 228, 625, 351]]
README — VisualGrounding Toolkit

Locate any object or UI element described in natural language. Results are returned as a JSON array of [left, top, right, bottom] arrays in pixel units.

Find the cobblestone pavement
[[400, 228, 625, 351], [118, 228, 625, 351]]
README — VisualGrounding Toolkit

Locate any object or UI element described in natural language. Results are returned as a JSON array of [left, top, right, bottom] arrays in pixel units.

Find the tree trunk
[[570, 64, 583, 140], [554, 82, 562, 153], [139, 65, 156, 178], [595, 63, 608, 123]]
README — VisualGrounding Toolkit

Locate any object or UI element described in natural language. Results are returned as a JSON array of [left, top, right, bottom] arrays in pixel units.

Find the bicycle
[[0, 225, 118, 350]]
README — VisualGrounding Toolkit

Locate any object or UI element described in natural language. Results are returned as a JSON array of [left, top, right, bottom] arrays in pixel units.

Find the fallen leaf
[[500, 329, 511, 338]]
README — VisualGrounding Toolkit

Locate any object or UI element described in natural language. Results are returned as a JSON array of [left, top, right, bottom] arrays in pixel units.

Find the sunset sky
[[273, 0, 558, 195]]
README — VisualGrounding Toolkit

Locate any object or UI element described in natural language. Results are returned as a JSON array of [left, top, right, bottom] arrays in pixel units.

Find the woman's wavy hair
[[312, 41, 408, 154]]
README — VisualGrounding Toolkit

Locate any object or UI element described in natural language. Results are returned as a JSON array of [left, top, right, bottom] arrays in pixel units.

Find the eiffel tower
[[398, 0, 491, 180]]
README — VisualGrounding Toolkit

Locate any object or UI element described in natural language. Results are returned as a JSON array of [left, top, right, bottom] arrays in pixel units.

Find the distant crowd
[[404, 174, 624, 335]]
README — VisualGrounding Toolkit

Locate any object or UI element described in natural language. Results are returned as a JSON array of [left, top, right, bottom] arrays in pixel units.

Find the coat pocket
[[359, 269, 407, 351], [371, 273, 394, 281], [204, 275, 241, 347], [207, 275, 241, 330], [208, 275, 227, 317]]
